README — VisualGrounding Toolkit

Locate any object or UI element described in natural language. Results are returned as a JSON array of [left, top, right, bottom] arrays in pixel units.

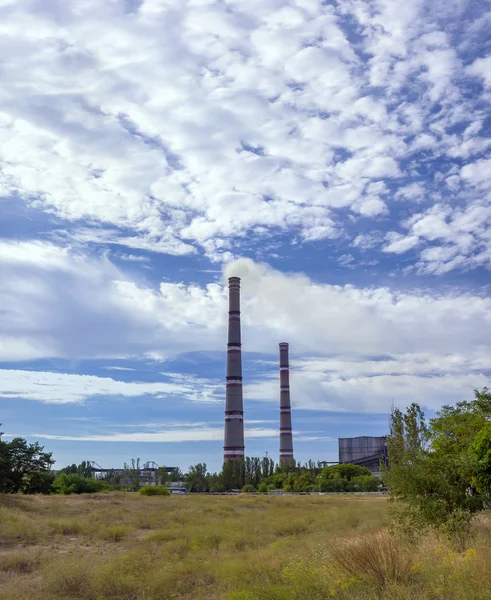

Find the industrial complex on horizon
[[223, 276, 386, 475]]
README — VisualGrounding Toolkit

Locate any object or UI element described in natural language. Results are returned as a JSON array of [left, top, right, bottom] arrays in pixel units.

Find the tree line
[[0, 426, 380, 494], [3, 384, 490, 543]]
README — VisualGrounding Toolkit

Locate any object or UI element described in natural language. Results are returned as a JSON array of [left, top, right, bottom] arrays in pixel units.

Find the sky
[[0, 0, 490, 473]]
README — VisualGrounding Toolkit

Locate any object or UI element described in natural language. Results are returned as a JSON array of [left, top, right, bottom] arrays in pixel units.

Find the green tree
[[123, 458, 141, 492], [220, 459, 245, 490], [350, 475, 380, 492], [23, 470, 56, 494], [185, 463, 208, 492], [168, 467, 184, 482], [320, 463, 373, 481], [0, 426, 13, 492], [1, 437, 54, 493], [471, 423, 491, 496], [383, 393, 491, 546], [59, 461, 95, 478]]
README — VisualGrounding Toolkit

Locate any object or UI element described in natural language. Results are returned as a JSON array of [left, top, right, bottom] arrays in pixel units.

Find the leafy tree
[[220, 459, 245, 490], [0, 436, 54, 493], [186, 463, 208, 492], [156, 467, 170, 486], [207, 472, 225, 492], [168, 467, 184, 482], [319, 477, 346, 492], [0, 426, 13, 492], [471, 423, 491, 496], [320, 463, 373, 481], [383, 392, 491, 546], [59, 461, 95, 478], [123, 458, 141, 492], [261, 457, 275, 480], [293, 472, 314, 492], [23, 470, 56, 494]]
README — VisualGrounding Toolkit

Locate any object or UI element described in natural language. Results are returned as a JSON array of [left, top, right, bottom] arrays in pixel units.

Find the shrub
[[53, 473, 107, 495], [0, 550, 43, 573], [329, 530, 414, 589], [138, 485, 170, 496], [44, 558, 94, 597], [350, 475, 381, 492], [257, 482, 268, 493], [102, 525, 131, 542], [242, 484, 257, 493]]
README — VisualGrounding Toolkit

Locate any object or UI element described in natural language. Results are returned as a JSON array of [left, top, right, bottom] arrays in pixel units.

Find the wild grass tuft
[[329, 529, 415, 589], [0, 549, 43, 573]]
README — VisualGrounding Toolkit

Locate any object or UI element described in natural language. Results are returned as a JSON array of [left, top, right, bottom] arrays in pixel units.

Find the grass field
[[1, 493, 490, 600]]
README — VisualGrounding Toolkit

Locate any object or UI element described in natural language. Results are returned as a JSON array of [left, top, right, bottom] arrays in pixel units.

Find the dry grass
[[0, 493, 489, 600], [329, 530, 414, 588]]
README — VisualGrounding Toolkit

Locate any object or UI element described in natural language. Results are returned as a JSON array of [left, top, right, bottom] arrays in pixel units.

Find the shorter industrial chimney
[[279, 342, 294, 463]]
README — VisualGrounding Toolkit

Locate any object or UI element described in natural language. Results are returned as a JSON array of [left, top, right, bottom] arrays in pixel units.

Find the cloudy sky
[[1, 0, 490, 472]]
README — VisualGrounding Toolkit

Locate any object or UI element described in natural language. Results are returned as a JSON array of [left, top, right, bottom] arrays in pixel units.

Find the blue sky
[[0, 0, 490, 473]]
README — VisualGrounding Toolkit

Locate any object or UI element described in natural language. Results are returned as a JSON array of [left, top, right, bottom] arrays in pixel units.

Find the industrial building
[[338, 436, 388, 477]]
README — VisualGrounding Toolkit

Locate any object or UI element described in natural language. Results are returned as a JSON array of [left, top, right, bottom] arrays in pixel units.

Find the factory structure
[[223, 276, 385, 473], [86, 278, 386, 481], [279, 342, 294, 463], [223, 276, 294, 464], [338, 436, 388, 477], [223, 277, 245, 462]]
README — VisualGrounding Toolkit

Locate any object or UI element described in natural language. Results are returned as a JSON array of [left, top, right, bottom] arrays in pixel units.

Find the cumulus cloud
[[2, 243, 491, 363], [0, 0, 488, 266], [246, 353, 490, 413], [0, 247, 489, 412]]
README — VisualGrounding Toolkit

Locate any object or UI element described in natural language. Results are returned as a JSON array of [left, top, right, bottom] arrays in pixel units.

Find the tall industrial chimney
[[279, 342, 294, 464], [223, 277, 245, 462]]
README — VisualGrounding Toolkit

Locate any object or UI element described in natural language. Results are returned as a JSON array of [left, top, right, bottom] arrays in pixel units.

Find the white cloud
[[395, 182, 424, 202], [0, 0, 486, 265], [3, 243, 491, 362], [461, 158, 491, 189], [383, 233, 420, 254], [246, 353, 490, 413], [1, 249, 490, 413], [0, 369, 222, 404], [19, 427, 279, 444], [468, 55, 491, 87], [384, 202, 491, 272]]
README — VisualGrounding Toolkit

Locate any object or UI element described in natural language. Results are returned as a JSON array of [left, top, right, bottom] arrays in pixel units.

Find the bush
[[350, 475, 381, 492], [242, 484, 257, 493], [258, 482, 268, 493], [138, 485, 170, 496], [53, 473, 107, 495]]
